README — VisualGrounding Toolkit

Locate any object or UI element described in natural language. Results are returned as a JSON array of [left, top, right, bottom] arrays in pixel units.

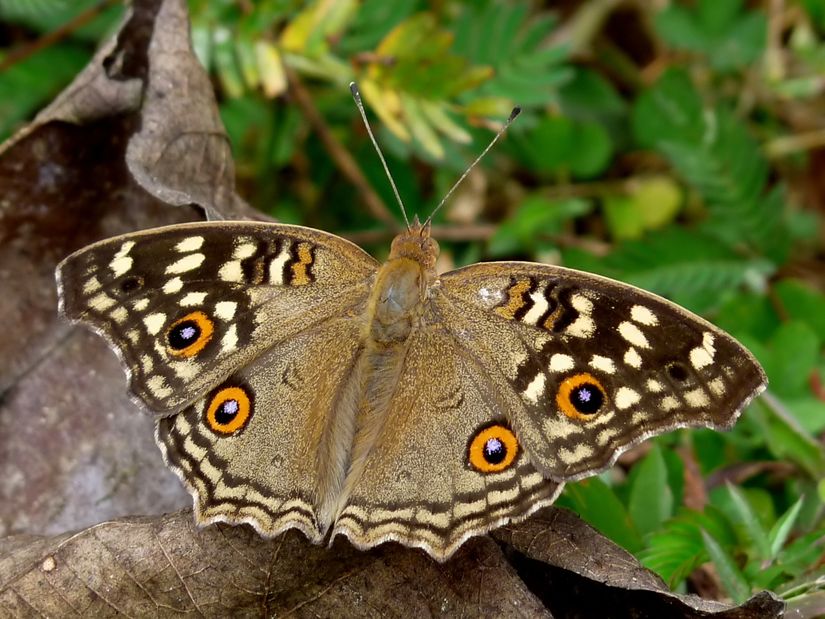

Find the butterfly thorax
[[367, 224, 439, 344]]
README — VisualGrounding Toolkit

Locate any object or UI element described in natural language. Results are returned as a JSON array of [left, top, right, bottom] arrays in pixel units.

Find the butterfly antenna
[[349, 82, 411, 230], [423, 106, 521, 228]]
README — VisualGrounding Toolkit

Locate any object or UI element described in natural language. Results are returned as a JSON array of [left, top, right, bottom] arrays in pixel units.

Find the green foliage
[[3, 0, 825, 608], [654, 0, 766, 72], [0, 45, 89, 139]]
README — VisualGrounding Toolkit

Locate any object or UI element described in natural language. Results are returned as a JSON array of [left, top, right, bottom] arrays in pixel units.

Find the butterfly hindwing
[[56, 222, 379, 414], [437, 262, 767, 481], [331, 327, 562, 560], [156, 315, 365, 542]]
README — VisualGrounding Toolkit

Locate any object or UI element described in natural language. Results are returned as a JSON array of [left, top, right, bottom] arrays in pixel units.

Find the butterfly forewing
[[437, 262, 767, 481], [56, 222, 379, 414]]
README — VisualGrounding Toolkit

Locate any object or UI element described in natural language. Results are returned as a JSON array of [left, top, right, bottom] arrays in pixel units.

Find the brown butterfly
[[56, 86, 766, 560]]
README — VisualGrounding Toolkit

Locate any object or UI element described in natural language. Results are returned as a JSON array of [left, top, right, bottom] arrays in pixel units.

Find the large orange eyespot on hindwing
[[166, 311, 214, 357], [468, 423, 519, 473], [556, 373, 607, 421], [205, 386, 253, 435]]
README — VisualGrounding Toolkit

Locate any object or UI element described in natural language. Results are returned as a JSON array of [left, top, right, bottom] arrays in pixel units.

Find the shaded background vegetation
[[1, 0, 823, 610]]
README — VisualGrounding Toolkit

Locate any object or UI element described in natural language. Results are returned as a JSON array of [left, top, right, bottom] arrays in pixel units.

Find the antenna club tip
[[349, 82, 361, 99], [509, 106, 522, 121]]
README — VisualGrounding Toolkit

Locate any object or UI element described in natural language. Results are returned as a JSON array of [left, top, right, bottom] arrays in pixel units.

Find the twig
[[765, 128, 825, 158], [285, 67, 400, 230], [0, 0, 121, 74]]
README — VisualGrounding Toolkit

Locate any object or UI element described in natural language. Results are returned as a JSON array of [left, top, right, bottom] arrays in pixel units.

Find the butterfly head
[[389, 216, 439, 271]]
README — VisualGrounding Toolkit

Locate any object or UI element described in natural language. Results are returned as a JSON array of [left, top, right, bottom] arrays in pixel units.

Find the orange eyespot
[[205, 386, 252, 435], [166, 311, 214, 358], [556, 373, 607, 421], [468, 423, 519, 473]]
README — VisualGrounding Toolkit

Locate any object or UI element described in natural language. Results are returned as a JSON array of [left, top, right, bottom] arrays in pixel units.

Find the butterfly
[[55, 89, 766, 561]]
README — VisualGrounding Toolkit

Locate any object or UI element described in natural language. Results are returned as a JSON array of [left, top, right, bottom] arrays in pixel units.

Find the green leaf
[[632, 69, 705, 148], [489, 196, 590, 257], [568, 122, 613, 178], [639, 507, 737, 587], [628, 446, 674, 539], [750, 397, 825, 479], [451, 2, 570, 107], [565, 226, 775, 314], [762, 321, 820, 398], [723, 484, 771, 560], [769, 497, 804, 560], [0, 45, 89, 140], [558, 67, 627, 120], [701, 529, 751, 603], [715, 292, 780, 342], [774, 280, 825, 342], [560, 477, 644, 553], [654, 0, 766, 72]]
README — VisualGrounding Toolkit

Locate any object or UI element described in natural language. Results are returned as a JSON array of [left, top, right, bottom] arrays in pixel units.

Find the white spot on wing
[[176, 236, 204, 252], [571, 294, 594, 315], [133, 298, 149, 311], [590, 355, 615, 375], [615, 387, 641, 410], [708, 377, 725, 396], [110, 307, 128, 323], [523, 290, 549, 325], [523, 373, 546, 403], [268, 248, 291, 284], [690, 347, 714, 370], [215, 301, 237, 321], [89, 293, 115, 312], [114, 241, 135, 258], [566, 315, 596, 338], [109, 256, 133, 277], [147, 375, 172, 398], [685, 388, 709, 408], [219, 261, 244, 282], [646, 379, 664, 393], [559, 444, 594, 465], [624, 348, 642, 368], [549, 354, 575, 372], [631, 305, 658, 326], [173, 360, 200, 380], [233, 242, 256, 259], [221, 324, 238, 353], [83, 277, 101, 294], [618, 321, 650, 348], [165, 253, 205, 275], [144, 313, 166, 335], [478, 287, 503, 305], [163, 277, 183, 294], [180, 292, 207, 306], [661, 396, 679, 411], [543, 417, 585, 439]]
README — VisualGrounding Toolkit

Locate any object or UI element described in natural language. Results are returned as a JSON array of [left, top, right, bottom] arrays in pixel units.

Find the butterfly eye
[[166, 311, 214, 357], [205, 386, 253, 435], [468, 423, 519, 473], [556, 373, 607, 420]]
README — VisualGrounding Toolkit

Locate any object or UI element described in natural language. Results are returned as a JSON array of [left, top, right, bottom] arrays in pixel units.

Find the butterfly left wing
[[331, 327, 562, 561], [435, 262, 767, 482]]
